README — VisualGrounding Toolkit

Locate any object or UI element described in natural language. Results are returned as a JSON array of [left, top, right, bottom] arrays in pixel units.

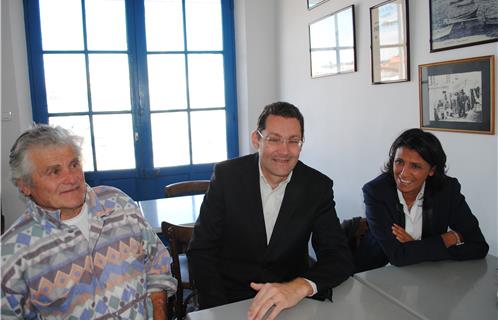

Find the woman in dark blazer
[[361, 128, 488, 268]]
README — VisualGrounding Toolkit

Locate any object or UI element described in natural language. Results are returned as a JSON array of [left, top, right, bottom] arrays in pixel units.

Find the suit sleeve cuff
[[304, 278, 318, 296]]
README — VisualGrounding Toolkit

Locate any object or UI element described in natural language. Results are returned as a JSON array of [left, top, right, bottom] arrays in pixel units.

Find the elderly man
[[1, 125, 177, 319], [188, 102, 352, 320]]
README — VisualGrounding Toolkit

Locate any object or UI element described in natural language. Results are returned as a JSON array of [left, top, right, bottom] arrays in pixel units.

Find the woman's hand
[[441, 230, 462, 248], [392, 224, 414, 243]]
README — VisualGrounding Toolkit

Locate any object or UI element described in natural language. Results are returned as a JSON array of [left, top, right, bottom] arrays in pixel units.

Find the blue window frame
[[23, 0, 238, 200]]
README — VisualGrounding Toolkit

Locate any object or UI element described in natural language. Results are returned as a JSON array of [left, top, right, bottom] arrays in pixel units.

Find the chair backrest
[[161, 221, 195, 319], [164, 180, 210, 198], [162, 221, 194, 284], [341, 217, 368, 252]]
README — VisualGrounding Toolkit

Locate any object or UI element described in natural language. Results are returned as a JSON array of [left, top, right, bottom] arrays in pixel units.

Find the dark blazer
[[187, 153, 352, 309], [362, 173, 488, 267]]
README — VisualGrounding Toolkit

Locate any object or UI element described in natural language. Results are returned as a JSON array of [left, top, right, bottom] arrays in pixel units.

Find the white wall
[[235, 0, 279, 154], [1, 0, 32, 229], [274, 0, 497, 255]]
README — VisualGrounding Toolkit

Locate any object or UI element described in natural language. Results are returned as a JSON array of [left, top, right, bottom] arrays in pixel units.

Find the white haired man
[[1, 125, 176, 319]]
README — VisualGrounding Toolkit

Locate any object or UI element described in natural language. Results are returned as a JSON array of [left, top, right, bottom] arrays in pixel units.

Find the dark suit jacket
[[362, 173, 488, 266], [187, 153, 353, 309]]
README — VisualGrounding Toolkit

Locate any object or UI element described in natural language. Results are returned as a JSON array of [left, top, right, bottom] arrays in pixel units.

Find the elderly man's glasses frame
[[257, 130, 304, 148]]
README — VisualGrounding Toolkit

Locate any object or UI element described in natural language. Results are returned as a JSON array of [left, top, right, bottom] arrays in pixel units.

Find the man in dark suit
[[188, 102, 352, 320]]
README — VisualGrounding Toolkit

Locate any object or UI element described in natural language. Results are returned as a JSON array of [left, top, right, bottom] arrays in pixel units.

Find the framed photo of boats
[[308, 5, 357, 78], [430, 0, 498, 52], [419, 56, 495, 134], [370, 0, 410, 84]]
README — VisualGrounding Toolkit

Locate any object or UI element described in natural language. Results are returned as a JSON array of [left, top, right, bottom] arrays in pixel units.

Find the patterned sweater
[[1, 185, 177, 319]]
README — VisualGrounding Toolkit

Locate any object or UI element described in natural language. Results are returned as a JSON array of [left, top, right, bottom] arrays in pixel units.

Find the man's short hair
[[257, 101, 304, 138], [9, 124, 83, 186]]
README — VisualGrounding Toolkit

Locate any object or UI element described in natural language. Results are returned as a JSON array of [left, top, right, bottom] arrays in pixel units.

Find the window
[[24, 0, 238, 200], [309, 5, 356, 78]]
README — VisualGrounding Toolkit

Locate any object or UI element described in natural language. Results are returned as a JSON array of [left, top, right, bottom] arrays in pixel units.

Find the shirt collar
[[258, 160, 293, 190], [397, 181, 426, 207]]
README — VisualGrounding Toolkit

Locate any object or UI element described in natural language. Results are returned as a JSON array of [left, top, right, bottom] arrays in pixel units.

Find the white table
[[139, 194, 204, 232], [186, 277, 422, 320], [354, 255, 497, 320]]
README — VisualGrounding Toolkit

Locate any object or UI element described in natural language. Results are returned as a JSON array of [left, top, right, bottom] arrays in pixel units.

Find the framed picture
[[419, 56, 495, 134], [370, 0, 409, 84], [308, 0, 329, 9], [309, 5, 356, 78], [429, 0, 498, 52]]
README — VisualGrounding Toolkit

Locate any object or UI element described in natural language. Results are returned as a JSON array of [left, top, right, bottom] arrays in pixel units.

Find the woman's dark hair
[[257, 101, 304, 139], [384, 128, 447, 188]]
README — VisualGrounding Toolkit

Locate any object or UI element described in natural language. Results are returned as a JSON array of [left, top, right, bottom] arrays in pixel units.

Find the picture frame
[[308, 5, 356, 78], [308, 0, 330, 10], [370, 0, 410, 84], [429, 0, 498, 52], [419, 56, 495, 134]]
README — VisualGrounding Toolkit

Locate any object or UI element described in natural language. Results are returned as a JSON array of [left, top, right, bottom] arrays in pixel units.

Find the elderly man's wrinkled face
[[18, 145, 86, 220]]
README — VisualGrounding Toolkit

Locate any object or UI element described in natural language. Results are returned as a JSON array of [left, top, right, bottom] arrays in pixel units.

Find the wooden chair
[[162, 221, 196, 319], [164, 180, 210, 198], [341, 217, 369, 252]]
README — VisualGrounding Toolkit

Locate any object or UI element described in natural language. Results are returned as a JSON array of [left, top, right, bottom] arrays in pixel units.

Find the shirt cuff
[[304, 278, 318, 296]]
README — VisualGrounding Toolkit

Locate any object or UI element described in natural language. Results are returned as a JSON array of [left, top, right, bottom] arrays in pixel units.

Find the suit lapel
[[389, 177, 434, 235], [267, 181, 298, 247], [386, 181, 406, 228], [264, 164, 302, 257], [421, 183, 434, 238], [247, 153, 270, 249]]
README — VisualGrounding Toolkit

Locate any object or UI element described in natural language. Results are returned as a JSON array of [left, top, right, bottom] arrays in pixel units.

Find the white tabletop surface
[[139, 194, 204, 232], [186, 277, 421, 320], [354, 255, 497, 320]]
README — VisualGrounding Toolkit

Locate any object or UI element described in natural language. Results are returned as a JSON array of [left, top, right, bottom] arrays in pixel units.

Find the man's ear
[[251, 130, 260, 149], [17, 179, 32, 197]]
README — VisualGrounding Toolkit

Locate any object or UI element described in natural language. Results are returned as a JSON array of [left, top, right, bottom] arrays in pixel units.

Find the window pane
[[337, 7, 354, 47], [310, 16, 336, 49], [186, 0, 222, 51], [49, 115, 94, 172], [85, 0, 127, 50], [145, 0, 184, 51], [380, 47, 406, 81], [44, 54, 88, 113], [39, 0, 83, 50], [93, 114, 135, 170], [151, 112, 190, 167], [148, 54, 187, 110], [89, 54, 131, 111], [191, 110, 226, 164], [311, 50, 337, 77], [188, 54, 225, 108], [339, 49, 355, 72], [379, 3, 402, 46]]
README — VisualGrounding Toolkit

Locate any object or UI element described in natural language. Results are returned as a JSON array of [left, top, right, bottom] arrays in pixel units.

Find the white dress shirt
[[259, 168, 292, 244], [258, 162, 317, 296], [396, 182, 425, 240]]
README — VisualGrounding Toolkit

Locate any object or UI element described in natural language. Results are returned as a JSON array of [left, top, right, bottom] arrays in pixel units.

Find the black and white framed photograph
[[308, 0, 329, 9], [430, 0, 498, 52], [308, 5, 356, 78], [419, 56, 495, 134], [370, 0, 409, 84]]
